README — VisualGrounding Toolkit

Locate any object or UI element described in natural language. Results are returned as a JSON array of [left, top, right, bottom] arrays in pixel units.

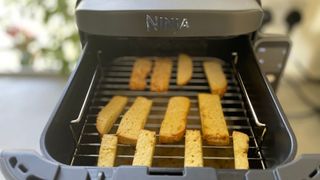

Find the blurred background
[[261, 0, 320, 156], [0, 0, 79, 75], [0, 0, 320, 178]]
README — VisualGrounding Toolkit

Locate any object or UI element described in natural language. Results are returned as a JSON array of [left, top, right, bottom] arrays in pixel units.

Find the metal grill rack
[[70, 56, 266, 169]]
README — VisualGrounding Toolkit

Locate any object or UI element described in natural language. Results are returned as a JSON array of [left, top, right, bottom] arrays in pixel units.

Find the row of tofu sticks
[[96, 54, 249, 169], [129, 54, 227, 95], [96, 95, 249, 169]]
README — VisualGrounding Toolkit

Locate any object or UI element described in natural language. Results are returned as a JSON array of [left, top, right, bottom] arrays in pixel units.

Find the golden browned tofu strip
[[129, 58, 153, 90], [233, 131, 249, 169], [198, 93, 229, 145], [177, 54, 193, 85], [159, 96, 190, 143], [184, 130, 203, 167], [132, 130, 156, 167], [116, 97, 153, 144], [96, 96, 128, 136], [203, 60, 228, 96], [150, 58, 173, 92], [97, 135, 118, 167]]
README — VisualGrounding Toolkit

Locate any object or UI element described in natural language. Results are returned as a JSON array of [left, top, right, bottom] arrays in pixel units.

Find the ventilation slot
[[9, 157, 17, 168], [18, 164, 28, 173], [309, 166, 320, 179], [148, 170, 183, 176], [27, 175, 44, 180]]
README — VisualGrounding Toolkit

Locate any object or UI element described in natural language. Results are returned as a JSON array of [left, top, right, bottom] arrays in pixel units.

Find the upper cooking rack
[[70, 56, 266, 169]]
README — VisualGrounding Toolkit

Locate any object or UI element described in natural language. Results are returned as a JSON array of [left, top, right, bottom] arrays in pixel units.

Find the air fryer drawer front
[[1, 151, 320, 180]]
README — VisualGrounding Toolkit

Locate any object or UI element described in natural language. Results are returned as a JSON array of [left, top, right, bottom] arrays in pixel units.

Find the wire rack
[[70, 56, 266, 169]]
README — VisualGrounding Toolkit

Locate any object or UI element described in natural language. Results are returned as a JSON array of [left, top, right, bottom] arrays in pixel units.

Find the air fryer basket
[[41, 35, 296, 168], [2, 35, 319, 180]]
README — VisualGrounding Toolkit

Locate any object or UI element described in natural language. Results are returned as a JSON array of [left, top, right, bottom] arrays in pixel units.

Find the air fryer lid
[[76, 0, 263, 37]]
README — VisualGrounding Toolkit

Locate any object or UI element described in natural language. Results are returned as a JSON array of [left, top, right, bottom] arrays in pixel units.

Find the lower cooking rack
[[69, 56, 266, 169]]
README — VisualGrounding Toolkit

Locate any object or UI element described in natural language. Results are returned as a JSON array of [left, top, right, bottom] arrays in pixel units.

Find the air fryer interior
[[40, 35, 295, 170]]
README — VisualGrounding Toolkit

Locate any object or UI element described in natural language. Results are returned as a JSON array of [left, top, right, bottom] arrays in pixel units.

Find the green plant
[[5, 0, 80, 75], [6, 25, 36, 66]]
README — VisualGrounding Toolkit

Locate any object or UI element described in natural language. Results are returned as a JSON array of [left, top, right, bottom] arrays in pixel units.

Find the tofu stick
[[198, 93, 229, 145], [97, 135, 118, 167], [203, 60, 228, 96], [116, 97, 153, 144], [233, 131, 249, 169], [177, 54, 193, 85], [132, 130, 156, 167], [150, 58, 173, 92], [184, 130, 203, 167], [159, 96, 190, 143], [129, 58, 153, 90], [96, 96, 128, 135]]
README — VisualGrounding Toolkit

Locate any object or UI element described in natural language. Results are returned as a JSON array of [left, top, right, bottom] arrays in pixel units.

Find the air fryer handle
[[0, 150, 95, 180], [1, 150, 320, 180], [0, 150, 60, 180], [0, 150, 218, 180], [112, 166, 218, 180]]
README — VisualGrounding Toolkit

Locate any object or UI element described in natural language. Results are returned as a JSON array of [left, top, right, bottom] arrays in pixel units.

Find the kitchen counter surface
[[0, 76, 67, 180]]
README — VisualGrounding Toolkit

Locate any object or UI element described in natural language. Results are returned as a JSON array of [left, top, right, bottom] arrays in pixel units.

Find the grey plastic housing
[[76, 0, 263, 37], [1, 150, 320, 180]]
